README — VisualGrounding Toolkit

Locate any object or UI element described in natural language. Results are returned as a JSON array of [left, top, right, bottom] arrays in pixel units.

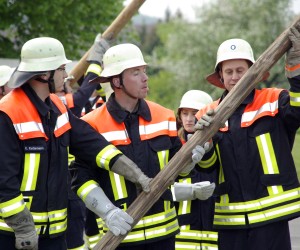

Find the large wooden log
[[69, 0, 146, 87], [94, 15, 300, 250]]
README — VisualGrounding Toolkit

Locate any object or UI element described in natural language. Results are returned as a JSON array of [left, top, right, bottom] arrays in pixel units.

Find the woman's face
[[180, 108, 198, 133], [220, 59, 250, 92]]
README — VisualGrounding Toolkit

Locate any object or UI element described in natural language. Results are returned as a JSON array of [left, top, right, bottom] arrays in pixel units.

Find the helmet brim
[[206, 70, 270, 89], [89, 76, 110, 84], [7, 69, 46, 89], [206, 71, 226, 89]]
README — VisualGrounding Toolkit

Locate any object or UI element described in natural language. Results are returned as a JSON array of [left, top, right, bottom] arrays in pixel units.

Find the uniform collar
[[21, 84, 58, 117], [106, 93, 151, 123], [220, 89, 255, 105]]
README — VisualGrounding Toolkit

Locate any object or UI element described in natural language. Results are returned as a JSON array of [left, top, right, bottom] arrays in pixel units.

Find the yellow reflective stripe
[[120, 218, 179, 243], [256, 133, 283, 194], [0, 219, 13, 232], [77, 180, 99, 201], [214, 214, 246, 226], [31, 212, 48, 222], [86, 233, 101, 249], [139, 120, 177, 136], [0, 194, 25, 217], [157, 150, 169, 170], [135, 207, 177, 228], [177, 178, 192, 216], [215, 144, 229, 203], [49, 208, 67, 222], [96, 145, 122, 170], [14, 121, 44, 135], [290, 91, 300, 106], [49, 218, 67, 234], [109, 171, 127, 200], [21, 153, 40, 191], [86, 63, 102, 76], [216, 188, 300, 213], [96, 88, 105, 97], [144, 219, 179, 239], [248, 200, 300, 224], [199, 150, 217, 168]]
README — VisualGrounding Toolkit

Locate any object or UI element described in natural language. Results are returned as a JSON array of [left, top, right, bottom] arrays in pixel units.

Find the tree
[[0, 0, 125, 58], [148, 0, 295, 110]]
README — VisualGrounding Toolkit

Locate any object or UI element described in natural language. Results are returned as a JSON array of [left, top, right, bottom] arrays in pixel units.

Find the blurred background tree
[[145, 0, 296, 110], [0, 0, 136, 58]]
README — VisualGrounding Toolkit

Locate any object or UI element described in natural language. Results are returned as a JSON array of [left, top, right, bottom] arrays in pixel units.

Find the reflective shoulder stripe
[[65, 93, 74, 108], [0, 194, 25, 218], [50, 94, 71, 137], [241, 88, 283, 127], [77, 180, 99, 201]]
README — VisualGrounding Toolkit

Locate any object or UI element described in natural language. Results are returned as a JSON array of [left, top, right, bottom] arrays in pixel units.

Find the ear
[[112, 77, 121, 89], [41, 72, 50, 80]]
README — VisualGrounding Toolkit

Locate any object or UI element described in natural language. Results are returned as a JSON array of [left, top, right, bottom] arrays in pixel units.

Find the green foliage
[[148, 0, 296, 105], [0, 0, 124, 58]]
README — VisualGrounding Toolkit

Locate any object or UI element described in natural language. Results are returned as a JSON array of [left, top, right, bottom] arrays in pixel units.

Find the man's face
[[122, 65, 149, 99], [220, 59, 250, 92], [53, 65, 68, 92]]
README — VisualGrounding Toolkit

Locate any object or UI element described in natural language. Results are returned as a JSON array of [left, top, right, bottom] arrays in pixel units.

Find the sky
[[124, 0, 300, 21]]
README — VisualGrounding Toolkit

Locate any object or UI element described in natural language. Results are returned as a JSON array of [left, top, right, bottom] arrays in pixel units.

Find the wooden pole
[[94, 15, 300, 250], [68, 0, 146, 87]]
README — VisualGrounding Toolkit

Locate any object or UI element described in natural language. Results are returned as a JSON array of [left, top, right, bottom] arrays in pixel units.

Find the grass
[[292, 131, 300, 180]]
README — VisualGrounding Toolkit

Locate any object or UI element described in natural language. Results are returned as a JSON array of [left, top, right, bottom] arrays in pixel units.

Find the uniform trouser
[[0, 233, 67, 250], [116, 236, 176, 250], [218, 220, 291, 250], [66, 198, 86, 249]]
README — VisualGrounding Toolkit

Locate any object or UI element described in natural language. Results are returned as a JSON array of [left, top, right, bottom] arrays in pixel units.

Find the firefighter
[[195, 24, 300, 250], [70, 43, 209, 250], [54, 33, 111, 250], [0, 65, 14, 99], [172, 90, 218, 249], [0, 37, 152, 250]]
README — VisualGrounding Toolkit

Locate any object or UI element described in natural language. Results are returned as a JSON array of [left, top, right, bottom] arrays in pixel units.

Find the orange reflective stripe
[[285, 63, 300, 72], [82, 100, 177, 145], [65, 93, 74, 108], [0, 89, 71, 140]]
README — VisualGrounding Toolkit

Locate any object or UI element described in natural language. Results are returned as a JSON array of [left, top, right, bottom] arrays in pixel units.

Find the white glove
[[286, 23, 300, 78], [111, 155, 152, 193], [194, 109, 215, 130], [84, 187, 133, 236], [87, 33, 112, 64], [4, 207, 38, 250], [173, 181, 215, 201]]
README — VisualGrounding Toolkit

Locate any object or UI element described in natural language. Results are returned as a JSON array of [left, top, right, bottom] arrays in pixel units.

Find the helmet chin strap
[[115, 75, 138, 100], [35, 71, 56, 93]]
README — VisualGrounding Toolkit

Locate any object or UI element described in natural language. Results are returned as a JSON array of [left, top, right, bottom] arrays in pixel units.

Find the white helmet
[[8, 37, 71, 89], [90, 43, 147, 83], [18, 37, 71, 72], [206, 38, 255, 89], [179, 90, 213, 110], [0, 66, 15, 87]]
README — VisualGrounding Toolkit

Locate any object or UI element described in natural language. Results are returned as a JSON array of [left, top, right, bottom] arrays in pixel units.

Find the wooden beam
[[69, 0, 146, 87], [94, 15, 300, 250]]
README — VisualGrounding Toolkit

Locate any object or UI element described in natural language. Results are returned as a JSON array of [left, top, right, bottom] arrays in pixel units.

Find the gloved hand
[[84, 187, 133, 236], [286, 23, 300, 78], [4, 207, 38, 250], [111, 155, 152, 193], [87, 33, 112, 64], [194, 109, 214, 130], [173, 181, 215, 201]]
